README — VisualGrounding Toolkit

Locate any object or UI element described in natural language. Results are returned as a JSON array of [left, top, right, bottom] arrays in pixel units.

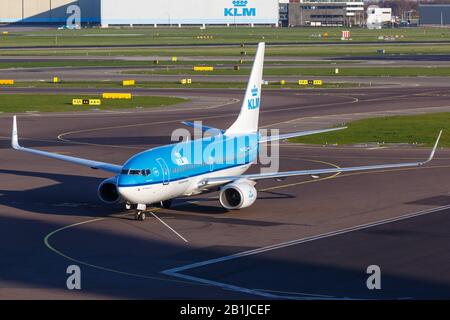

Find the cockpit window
[[123, 169, 151, 176]]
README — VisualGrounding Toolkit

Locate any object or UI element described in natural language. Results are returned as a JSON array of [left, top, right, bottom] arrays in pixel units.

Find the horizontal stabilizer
[[181, 121, 224, 135]]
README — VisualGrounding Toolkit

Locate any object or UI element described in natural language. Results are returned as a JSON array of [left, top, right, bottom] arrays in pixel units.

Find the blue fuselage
[[117, 133, 259, 189]]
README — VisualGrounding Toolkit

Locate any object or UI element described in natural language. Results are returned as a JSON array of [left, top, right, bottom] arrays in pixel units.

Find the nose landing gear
[[128, 201, 172, 222], [135, 211, 147, 221], [134, 203, 148, 221]]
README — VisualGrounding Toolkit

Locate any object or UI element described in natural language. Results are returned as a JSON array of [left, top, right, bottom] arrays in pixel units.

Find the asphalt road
[[4, 40, 450, 50], [0, 87, 449, 299], [3, 53, 450, 89], [1, 65, 449, 88]]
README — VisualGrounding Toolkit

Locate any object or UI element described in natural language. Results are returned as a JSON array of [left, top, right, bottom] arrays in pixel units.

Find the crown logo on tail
[[251, 85, 258, 97], [233, 0, 248, 7]]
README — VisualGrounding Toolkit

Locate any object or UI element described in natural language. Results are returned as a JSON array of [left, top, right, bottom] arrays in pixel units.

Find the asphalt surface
[[4, 41, 450, 50], [4, 53, 450, 89], [0, 87, 449, 299], [2, 64, 450, 88]]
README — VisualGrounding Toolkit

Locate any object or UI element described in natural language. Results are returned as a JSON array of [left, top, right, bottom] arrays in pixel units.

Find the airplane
[[11, 42, 442, 221]]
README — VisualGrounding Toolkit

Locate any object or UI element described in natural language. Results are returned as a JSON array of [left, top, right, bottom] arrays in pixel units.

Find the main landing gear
[[160, 199, 172, 209]]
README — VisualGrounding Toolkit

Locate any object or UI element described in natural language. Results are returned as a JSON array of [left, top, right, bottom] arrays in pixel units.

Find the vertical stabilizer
[[225, 42, 265, 135]]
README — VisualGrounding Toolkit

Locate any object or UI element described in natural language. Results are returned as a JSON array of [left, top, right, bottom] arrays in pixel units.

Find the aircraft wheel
[[135, 211, 146, 221]]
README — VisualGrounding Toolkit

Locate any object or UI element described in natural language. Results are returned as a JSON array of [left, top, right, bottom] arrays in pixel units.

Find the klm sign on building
[[100, 0, 278, 27], [224, 0, 256, 17]]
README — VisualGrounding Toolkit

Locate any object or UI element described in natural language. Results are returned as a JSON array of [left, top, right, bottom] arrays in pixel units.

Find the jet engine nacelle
[[219, 181, 257, 210], [97, 176, 121, 204]]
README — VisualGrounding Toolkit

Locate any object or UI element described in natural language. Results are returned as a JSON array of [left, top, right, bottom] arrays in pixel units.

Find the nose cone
[[117, 175, 136, 202], [118, 184, 146, 204], [117, 174, 126, 188]]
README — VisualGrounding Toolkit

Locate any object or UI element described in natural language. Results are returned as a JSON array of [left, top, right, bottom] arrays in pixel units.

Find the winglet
[[12, 115, 20, 149], [424, 130, 442, 164]]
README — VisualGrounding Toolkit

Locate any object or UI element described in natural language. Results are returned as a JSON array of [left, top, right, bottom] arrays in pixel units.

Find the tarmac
[[0, 86, 449, 299], [4, 53, 450, 89]]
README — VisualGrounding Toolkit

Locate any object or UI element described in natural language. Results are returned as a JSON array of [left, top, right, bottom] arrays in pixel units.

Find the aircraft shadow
[[0, 168, 120, 218], [0, 168, 295, 228]]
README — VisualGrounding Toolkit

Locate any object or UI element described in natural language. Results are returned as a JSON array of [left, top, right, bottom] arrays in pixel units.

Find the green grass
[[125, 66, 450, 77], [1, 27, 450, 48], [3, 43, 450, 57], [0, 59, 354, 70], [290, 113, 450, 147], [10, 80, 365, 89], [0, 94, 186, 113], [0, 60, 168, 69]]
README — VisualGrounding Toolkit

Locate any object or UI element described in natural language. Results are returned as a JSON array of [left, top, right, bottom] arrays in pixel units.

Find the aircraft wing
[[11, 116, 122, 174], [200, 130, 442, 186], [181, 121, 224, 135], [259, 127, 347, 144]]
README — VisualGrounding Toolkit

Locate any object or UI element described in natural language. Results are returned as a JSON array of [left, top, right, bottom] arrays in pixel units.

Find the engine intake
[[98, 176, 121, 204], [219, 181, 257, 210]]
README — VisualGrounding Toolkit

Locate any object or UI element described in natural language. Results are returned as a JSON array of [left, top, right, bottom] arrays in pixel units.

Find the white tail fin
[[226, 42, 265, 135]]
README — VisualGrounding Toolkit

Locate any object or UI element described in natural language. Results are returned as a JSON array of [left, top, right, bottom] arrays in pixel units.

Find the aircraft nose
[[117, 185, 135, 203], [117, 176, 130, 199], [117, 177, 148, 204]]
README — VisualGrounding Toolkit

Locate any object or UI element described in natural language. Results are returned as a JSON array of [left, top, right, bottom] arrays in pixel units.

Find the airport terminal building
[[419, 4, 450, 26], [0, 0, 100, 24], [101, 0, 279, 26], [287, 1, 365, 27], [0, 0, 279, 26]]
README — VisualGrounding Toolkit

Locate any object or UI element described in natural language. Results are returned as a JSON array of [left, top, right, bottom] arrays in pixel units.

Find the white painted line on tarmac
[[256, 288, 334, 298], [150, 211, 189, 243], [366, 146, 389, 150], [162, 204, 450, 299]]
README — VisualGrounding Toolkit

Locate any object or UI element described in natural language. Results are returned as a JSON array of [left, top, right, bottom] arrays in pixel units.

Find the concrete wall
[[23, 0, 52, 22], [0, 0, 100, 24], [0, 0, 23, 23]]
